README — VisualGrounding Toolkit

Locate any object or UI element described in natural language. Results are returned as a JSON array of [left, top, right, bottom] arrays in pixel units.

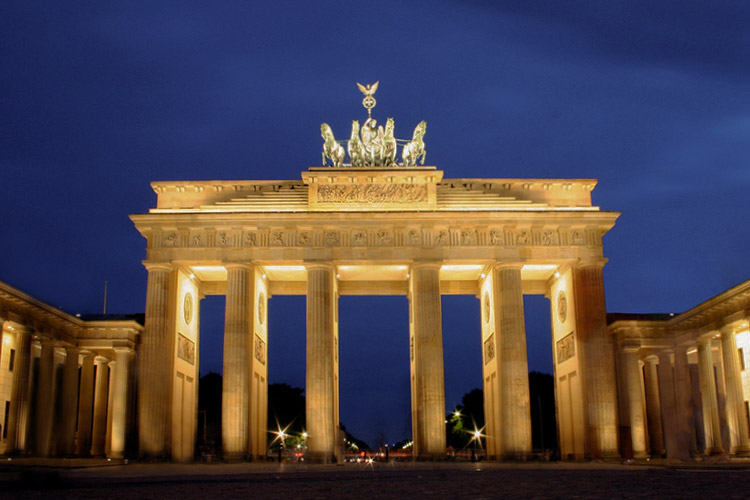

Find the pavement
[[2, 458, 750, 499]]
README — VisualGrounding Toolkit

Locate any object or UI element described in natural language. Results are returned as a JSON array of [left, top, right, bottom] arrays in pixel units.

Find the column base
[[305, 451, 336, 464], [633, 451, 650, 460], [501, 452, 529, 462], [223, 452, 251, 462], [731, 446, 750, 457], [705, 446, 725, 456], [415, 452, 448, 461]]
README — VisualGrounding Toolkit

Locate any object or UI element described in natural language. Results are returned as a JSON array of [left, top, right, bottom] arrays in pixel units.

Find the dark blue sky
[[2, 1, 749, 447]]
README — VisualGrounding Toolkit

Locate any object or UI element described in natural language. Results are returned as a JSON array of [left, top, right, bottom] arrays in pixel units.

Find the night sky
[[3, 1, 749, 448]]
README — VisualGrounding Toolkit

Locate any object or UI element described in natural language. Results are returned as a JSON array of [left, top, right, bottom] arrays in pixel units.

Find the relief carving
[[325, 231, 340, 246], [517, 230, 530, 245], [408, 229, 422, 245], [571, 230, 584, 245], [271, 231, 285, 246], [245, 232, 257, 247], [317, 183, 428, 204], [556, 332, 575, 363], [297, 231, 311, 246], [489, 229, 504, 245], [484, 333, 495, 364], [352, 230, 367, 246], [177, 333, 195, 365], [435, 230, 449, 245], [377, 230, 393, 245], [461, 230, 477, 245], [191, 233, 203, 247], [542, 230, 558, 246], [164, 232, 177, 247], [217, 232, 231, 246], [254, 335, 266, 365]]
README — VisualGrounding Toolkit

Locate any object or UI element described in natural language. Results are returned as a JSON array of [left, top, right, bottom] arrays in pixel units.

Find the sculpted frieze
[[317, 183, 428, 204], [152, 223, 595, 250]]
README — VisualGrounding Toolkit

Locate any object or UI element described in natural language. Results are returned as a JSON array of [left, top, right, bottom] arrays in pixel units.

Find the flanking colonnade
[[0, 281, 140, 458], [611, 279, 750, 460]]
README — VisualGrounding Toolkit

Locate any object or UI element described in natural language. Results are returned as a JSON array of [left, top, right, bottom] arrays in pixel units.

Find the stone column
[[697, 340, 723, 455], [622, 347, 647, 458], [34, 340, 56, 457], [409, 262, 446, 459], [105, 360, 116, 457], [643, 357, 664, 456], [493, 263, 531, 459], [672, 346, 697, 460], [222, 263, 254, 459], [657, 351, 680, 459], [77, 353, 96, 456], [5, 325, 33, 453], [720, 327, 750, 455], [306, 262, 339, 463], [91, 357, 110, 456], [109, 348, 130, 458], [57, 347, 79, 456], [138, 263, 174, 458], [573, 262, 619, 459]]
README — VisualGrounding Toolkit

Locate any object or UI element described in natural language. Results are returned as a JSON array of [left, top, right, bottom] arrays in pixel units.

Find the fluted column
[[697, 340, 723, 455], [5, 325, 33, 453], [109, 348, 130, 458], [222, 263, 254, 459], [672, 346, 697, 460], [306, 262, 339, 463], [622, 347, 647, 458], [573, 262, 619, 459], [34, 340, 56, 457], [643, 357, 664, 456], [720, 327, 750, 455], [57, 347, 80, 456], [493, 263, 531, 458], [77, 353, 96, 456], [138, 263, 174, 458]]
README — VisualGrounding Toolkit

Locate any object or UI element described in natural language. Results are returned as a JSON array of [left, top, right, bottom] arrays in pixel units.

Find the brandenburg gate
[[130, 84, 620, 462]]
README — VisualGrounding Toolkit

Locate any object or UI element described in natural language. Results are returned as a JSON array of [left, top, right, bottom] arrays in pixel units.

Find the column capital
[[142, 261, 173, 272], [410, 260, 442, 271], [223, 261, 255, 271], [720, 323, 743, 336], [492, 261, 523, 271], [304, 261, 335, 271], [620, 341, 641, 353], [575, 258, 608, 270]]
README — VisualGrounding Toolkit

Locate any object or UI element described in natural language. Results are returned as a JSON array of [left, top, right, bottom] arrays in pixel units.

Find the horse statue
[[321, 123, 345, 167], [348, 120, 364, 167], [402, 120, 427, 166], [383, 117, 397, 166]]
